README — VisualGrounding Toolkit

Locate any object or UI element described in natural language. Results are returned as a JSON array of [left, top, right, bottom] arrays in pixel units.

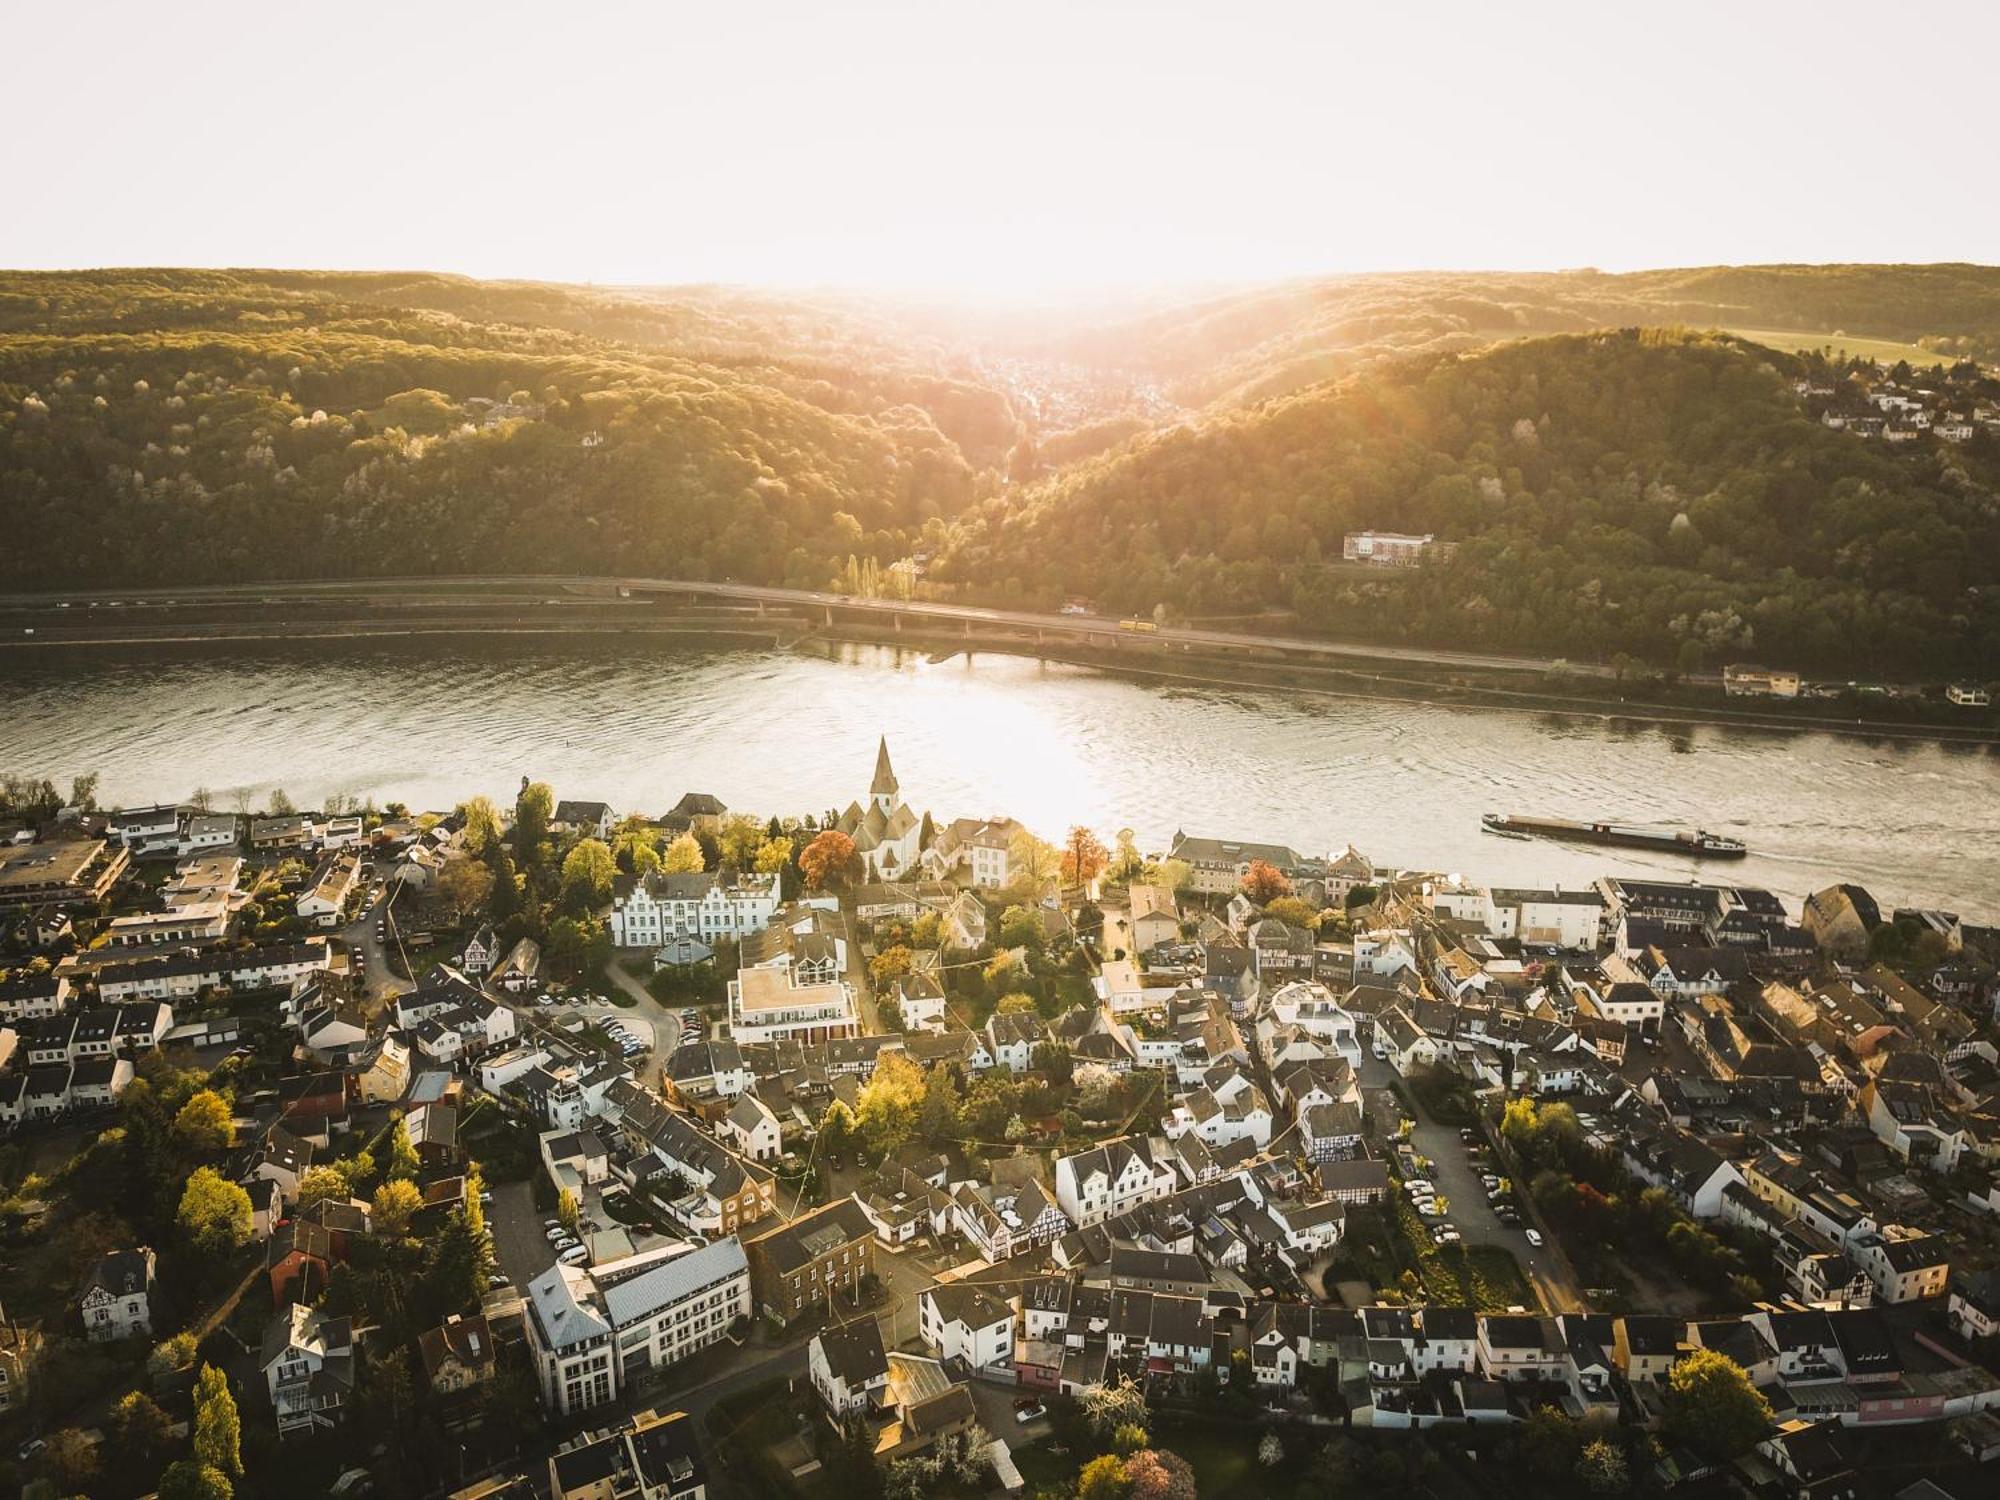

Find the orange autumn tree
[[1241, 859, 1291, 904], [1061, 826, 1109, 887], [800, 828, 862, 890]]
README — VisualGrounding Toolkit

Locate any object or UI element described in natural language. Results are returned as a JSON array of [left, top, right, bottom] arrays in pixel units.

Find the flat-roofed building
[[727, 965, 858, 1046]]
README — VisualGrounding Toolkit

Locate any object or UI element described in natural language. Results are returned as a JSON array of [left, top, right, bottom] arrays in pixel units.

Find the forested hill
[[1026, 263, 2000, 410], [933, 330, 2000, 677], [4, 270, 1999, 677], [0, 270, 1014, 586]]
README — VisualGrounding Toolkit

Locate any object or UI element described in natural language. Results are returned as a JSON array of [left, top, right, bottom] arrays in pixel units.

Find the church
[[835, 738, 926, 881]]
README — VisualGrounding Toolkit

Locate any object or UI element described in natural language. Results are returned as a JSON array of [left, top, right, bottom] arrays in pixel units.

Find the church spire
[[870, 736, 898, 799]]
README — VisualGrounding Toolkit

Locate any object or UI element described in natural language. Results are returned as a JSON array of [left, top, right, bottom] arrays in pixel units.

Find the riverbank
[[3, 632, 1994, 921], [5, 609, 1995, 748]]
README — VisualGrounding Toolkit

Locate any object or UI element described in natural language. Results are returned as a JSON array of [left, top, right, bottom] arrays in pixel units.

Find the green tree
[[159, 1459, 234, 1500], [662, 832, 705, 873], [718, 814, 766, 868], [371, 1176, 424, 1235], [560, 837, 617, 909], [385, 1116, 421, 1181], [1008, 829, 1061, 887], [1664, 1347, 1773, 1460], [514, 781, 554, 863], [856, 1051, 927, 1154], [1264, 895, 1322, 931], [1517, 1405, 1583, 1480], [998, 906, 1043, 952], [458, 794, 502, 853], [177, 1167, 253, 1254], [870, 945, 915, 987], [193, 1363, 243, 1477], [42, 1427, 99, 1491], [172, 1089, 234, 1153], [1575, 1438, 1630, 1494], [918, 1065, 962, 1144], [1077, 1453, 1128, 1500], [296, 1160, 352, 1208], [818, 1099, 857, 1157], [113, 1388, 174, 1464], [437, 853, 496, 920]]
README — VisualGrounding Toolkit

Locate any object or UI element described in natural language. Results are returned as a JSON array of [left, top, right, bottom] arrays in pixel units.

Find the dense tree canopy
[[939, 330, 2000, 675], [7, 270, 1998, 676]]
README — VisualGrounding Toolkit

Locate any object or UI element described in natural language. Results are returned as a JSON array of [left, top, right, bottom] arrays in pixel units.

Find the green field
[[1719, 325, 1951, 366]]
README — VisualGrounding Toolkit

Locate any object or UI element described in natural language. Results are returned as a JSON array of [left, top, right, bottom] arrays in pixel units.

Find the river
[[1, 637, 1995, 921]]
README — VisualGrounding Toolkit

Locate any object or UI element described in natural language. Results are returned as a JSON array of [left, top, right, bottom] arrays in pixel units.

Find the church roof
[[871, 737, 898, 797]]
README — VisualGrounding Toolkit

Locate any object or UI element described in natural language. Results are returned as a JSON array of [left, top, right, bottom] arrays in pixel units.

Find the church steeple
[[870, 736, 898, 815]]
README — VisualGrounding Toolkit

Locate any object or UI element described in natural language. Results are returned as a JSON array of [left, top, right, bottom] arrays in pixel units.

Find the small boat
[[1481, 812, 1747, 859]]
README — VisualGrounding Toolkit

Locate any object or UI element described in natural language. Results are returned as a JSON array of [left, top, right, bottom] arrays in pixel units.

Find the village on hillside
[[2, 743, 2000, 1500]]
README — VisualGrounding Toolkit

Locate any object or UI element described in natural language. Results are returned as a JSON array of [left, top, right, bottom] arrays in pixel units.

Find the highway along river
[[1, 637, 1994, 920]]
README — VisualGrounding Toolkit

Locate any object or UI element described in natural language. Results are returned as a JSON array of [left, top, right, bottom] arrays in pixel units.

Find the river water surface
[[1, 638, 1994, 920]]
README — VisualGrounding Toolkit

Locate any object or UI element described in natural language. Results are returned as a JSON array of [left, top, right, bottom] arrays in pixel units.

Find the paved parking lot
[[489, 1178, 556, 1287]]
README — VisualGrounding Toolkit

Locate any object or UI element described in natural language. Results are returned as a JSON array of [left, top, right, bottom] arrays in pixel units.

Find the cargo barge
[[1480, 813, 1747, 858]]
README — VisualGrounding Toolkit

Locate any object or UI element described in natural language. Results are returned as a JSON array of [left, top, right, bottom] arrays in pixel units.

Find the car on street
[[1525, 1228, 1543, 1247]]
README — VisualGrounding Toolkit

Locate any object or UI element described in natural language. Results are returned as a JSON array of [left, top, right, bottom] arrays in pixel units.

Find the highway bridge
[[0, 573, 1613, 679]]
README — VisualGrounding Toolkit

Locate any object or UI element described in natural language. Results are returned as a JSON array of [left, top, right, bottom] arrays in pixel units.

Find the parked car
[[557, 1243, 589, 1265], [1014, 1404, 1045, 1425]]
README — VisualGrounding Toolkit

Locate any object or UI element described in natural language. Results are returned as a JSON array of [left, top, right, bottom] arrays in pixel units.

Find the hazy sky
[[10, 1, 1998, 297]]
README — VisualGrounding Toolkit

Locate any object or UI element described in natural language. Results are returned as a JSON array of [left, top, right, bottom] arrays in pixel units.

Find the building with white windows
[[920, 1283, 1015, 1371], [727, 965, 859, 1045], [526, 1239, 751, 1417], [1053, 1135, 1176, 1228], [262, 1303, 355, 1435], [78, 1247, 155, 1342], [610, 871, 781, 951], [1342, 530, 1443, 567], [925, 816, 1021, 889]]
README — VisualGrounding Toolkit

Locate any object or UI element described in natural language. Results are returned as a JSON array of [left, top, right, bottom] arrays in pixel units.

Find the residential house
[[810, 1317, 891, 1417], [744, 1199, 877, 1323], [78, 1247, 155, 1342], [920, 1283, 1014, 1371], [263, 1302, 356, 1435], [1054, 1136, 1176, 1228]]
